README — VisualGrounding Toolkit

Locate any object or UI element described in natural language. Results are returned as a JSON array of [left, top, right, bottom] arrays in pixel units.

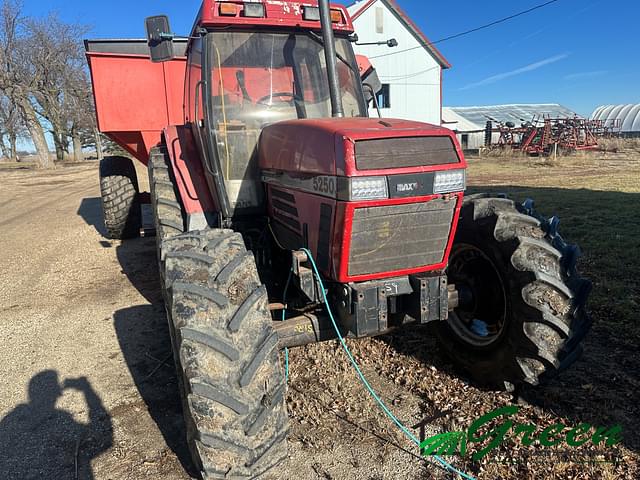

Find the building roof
[[591, 104, 640, 132], [348, 0, 451, 69], [444, 104, 578, 131], [441, 108, 484, 132]]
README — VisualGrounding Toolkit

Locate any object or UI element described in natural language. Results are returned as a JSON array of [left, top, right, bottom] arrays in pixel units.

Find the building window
[[461, 134, 469, 150], [375, 7, 384, 34], [377, 84, 391, 109]]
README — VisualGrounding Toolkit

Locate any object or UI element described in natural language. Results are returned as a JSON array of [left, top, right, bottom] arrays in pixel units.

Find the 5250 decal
[[312, 176, 336, 195]]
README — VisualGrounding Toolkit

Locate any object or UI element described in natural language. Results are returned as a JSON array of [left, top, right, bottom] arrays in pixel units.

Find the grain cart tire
[[99, 156, 141, 239], [161, 229, 288, 479], [148, 146, 185, 248], [436, 195, 592, 390]]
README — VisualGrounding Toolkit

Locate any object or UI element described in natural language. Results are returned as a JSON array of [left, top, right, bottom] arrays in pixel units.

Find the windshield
[[208, 31, 365, 124], [205, 31, 365, 214]]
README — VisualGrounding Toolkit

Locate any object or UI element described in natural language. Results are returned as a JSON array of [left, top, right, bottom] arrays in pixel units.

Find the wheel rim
[[447, 244, 508, 347]]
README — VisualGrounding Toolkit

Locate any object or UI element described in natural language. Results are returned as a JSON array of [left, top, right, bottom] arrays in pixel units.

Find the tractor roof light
[[303, 6, 320, 21], [243, 2, 265, 18], [303, 6, 343, 23], [219, 3, 238, 16]]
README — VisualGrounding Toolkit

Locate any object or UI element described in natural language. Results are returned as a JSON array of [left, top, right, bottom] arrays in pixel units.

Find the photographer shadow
[[0, 371, 113, 480]]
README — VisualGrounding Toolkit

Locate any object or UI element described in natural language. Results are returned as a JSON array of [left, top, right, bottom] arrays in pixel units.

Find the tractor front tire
[[99, 156, 141, 239], [161, 229, 288, 479], [437, 195, 592, 390]]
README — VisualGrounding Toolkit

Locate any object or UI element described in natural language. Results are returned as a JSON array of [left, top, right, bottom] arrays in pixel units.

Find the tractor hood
[[259, 117, 463, 177]]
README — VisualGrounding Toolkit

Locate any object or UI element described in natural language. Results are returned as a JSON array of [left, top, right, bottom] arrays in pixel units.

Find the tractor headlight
[[433, 169, 466, 194], [350, 176, 389, 201], [303, 6, 321, 21], [243, 2, 265, 18]]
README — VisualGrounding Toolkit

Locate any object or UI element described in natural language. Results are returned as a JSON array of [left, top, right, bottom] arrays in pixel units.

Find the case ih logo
[[396, 182, 420, 193]]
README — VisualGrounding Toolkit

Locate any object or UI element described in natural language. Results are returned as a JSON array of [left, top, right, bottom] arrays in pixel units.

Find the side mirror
[[356, 55, 382, 103], [362, 68, 382, 103], [145, 15, 175, 63]]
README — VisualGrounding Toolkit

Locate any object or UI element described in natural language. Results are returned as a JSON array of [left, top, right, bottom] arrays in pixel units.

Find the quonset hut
[[591, 104, 640, 137]]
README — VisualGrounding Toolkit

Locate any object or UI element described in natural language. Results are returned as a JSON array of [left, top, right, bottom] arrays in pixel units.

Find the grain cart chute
[[85, 1, 592, 477]]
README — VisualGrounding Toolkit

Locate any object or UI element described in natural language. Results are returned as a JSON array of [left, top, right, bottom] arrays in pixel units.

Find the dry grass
[[466, 147, 640, 334], [599, 137, 640, 152], [0, 160, 36, 171], [480, 147, 528, 159], [480, 138, 640, 164]]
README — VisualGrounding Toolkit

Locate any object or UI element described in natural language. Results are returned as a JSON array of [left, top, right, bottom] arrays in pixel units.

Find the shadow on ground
[[78, 197, 108, 237], [77, 195, 197, 477], [113, 304, 198, 478], [78, 197, 160, 304], [0, 372, 113, 480], [110, 240, 198, 476]]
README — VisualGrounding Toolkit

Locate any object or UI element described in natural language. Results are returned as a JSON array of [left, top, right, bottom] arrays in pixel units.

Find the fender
[[162, 125, 218, 230]]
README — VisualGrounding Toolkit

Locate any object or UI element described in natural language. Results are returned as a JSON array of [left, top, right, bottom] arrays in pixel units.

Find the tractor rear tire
[[99, 156, 141, 239], [436, 195, 592, 390], [161, 229, 288, 479]]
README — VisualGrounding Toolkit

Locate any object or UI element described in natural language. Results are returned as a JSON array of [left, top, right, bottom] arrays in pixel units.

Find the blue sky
[[21, 0, 639, 116]]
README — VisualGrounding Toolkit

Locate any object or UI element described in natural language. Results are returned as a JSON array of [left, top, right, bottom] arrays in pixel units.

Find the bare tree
[[0, 94, 26, 161], [0, 1, 97, 167], [24, 13, 91, 162], [65, 72, 96, 161], [0, 0, 51, 168]]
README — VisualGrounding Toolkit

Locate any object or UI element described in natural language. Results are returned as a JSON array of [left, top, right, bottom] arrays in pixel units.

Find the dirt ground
[[0, 148, 638, 480]]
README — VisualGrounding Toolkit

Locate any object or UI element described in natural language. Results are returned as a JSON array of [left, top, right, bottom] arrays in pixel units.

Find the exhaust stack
[[318, 0, 344, 118]]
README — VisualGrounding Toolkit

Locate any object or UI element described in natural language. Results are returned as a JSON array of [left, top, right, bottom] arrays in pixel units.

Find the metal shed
[[591, 104, 640, 136]]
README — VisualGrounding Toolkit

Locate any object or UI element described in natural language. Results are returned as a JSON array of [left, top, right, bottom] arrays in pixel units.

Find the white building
[[347, 0, 450, 126]]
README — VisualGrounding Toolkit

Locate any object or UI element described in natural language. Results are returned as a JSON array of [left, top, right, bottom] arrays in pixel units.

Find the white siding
[[349, 1, 442, 125], [442, 107, 485, 150], [467, 132, 490, 150]]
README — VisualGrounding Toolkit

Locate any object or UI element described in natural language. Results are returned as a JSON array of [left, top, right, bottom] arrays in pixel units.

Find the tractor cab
[[194, 29, 366, 214], [148, 1, 368, 217]]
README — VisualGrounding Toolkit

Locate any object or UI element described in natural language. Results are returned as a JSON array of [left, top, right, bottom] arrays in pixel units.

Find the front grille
[[355, 136, 458, 171], [348, 198, 456, 277]]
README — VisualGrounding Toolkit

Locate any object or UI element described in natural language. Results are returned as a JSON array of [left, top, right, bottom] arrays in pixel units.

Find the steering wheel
[[256, 92, 296, 106]]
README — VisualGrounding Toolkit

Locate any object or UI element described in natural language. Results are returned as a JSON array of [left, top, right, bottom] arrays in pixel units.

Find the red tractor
[[86, 1, 591, 477]]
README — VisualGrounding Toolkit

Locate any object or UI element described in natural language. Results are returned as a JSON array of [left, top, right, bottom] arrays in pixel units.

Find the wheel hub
[[447, 244, 508, 347]]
